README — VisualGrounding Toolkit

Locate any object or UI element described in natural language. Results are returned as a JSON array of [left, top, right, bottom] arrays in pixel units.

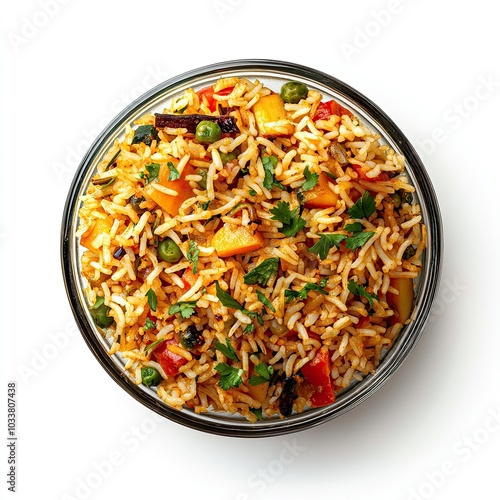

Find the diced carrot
[[81, 217, 113, 252], [387, 278, 414, 323], [211, 224, 265, 258], [252, 94, 294, 137], [303, 172, 339, 209], [144, 160, 194, 216]]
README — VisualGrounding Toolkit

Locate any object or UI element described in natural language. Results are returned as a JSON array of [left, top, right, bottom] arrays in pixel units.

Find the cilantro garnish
[[243, 324, 255, 334], [144, 317, 156, 331], [248, 189, 257, 196], [250, 408, 264, 420], [347, 279, 378, 307], [308, 234, 346, 260], [214, 339, 239, 361], [168, 300, 197, 319], [256, 290, 276, 313], [143, 163, 160, 184], [249, 363, 274, 386], [215, 363, 244, 390], [201, 201, 210, 211], [270, 201, 307, 238], [144, 337, 165, 354], [262, 155, 284, 191], [302, 165, 319, 191], [215, 281, 243, 310], [243, 258, 279, 286], [344, 222, 364, 233], [146, 289, 157, 312], [345, 231, 375, 250], [348, 191, 376, 219], [187, 240, 199, 274], [215, 282, 264, 328], [284, 278, 328, 303], [167, 161, 180, 181], [104, 149, 121, 171]]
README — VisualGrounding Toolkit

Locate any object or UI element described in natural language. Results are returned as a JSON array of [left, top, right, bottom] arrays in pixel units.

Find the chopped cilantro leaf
[[256, 290, 276, 313], [187, 240, 200, 274], [243, 258, 279, 286], [262, 155, 284, 191], [167, 161, 180, 181], [348, 191, 376, 219], [249, 363, 273, 386], [104, 149, 121, 171], [243, 324, 255, 334], [168, 300, 197, 319], [270, 201, 306, 238], [214, 338, 239, 361], [308, 233, 346, 260], [215, 363, 244, 390], [144, 337, 165, 354], [344, 222, 364, 233], [250, 408, 264, 420], [143, 163, 160, 184], [215, 282, 265, 326], [144, 317, 156, 331], [284, 278, 328, 303], [132, 125, 159, 146], [302, 165, 319, 191], [345, 231, 375, 250], [347, 279, 378, 307], [201, 201, 210, 211], [146, 289, 157, 312], [215, 281, 243, 310], [248, 189, 257, 196]]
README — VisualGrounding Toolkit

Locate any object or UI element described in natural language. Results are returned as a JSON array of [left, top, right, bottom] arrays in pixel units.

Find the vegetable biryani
[[77, 76, 426, 421]]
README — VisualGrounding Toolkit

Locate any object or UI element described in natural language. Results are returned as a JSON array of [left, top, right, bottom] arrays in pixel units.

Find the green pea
[[403, 245, 416, 260], [219, 150, 238, 166], [141, 366, 162, 387], [157, 238, 182, 262], [90, 297, 114, 328], [280, 81, 309, 104], [390, 192, 402, 208], [195, 120, 221, 144]]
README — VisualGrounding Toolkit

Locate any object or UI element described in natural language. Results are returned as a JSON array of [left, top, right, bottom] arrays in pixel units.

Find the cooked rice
[[78, 77, 426, 422]]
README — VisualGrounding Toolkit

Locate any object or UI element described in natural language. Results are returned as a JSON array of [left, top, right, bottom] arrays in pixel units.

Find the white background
[[2, 1, 499, 499]]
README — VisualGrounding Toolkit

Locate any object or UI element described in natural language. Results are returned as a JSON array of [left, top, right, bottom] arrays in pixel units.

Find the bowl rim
[[60, 58, 443, 437]]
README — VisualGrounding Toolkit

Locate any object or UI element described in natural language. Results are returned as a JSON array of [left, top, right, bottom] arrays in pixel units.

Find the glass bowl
[[61, 59, 443, 437]]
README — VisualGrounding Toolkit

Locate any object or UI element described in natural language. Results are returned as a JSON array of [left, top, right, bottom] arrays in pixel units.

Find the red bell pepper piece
[[301, 348, 335, 407], [351, 163, 389, 182], [197, 85, 234, 112], [152, 339, 187, 377], [313, 100, 353, 121]]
